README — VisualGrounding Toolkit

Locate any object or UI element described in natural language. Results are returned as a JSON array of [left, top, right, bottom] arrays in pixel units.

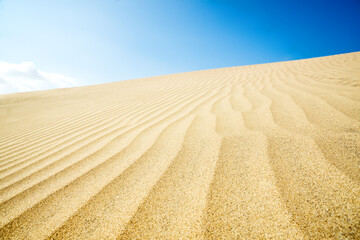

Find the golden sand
[[0, 52, 359, 239]]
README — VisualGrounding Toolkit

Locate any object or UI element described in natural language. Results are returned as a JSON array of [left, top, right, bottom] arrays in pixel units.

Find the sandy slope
[[0, 52, 359, 239]]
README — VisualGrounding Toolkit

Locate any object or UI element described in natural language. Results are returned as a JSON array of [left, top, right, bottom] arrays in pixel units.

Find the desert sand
[[0, 52, 359, 239]]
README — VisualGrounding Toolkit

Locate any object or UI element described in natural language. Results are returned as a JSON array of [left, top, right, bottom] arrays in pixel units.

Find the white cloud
[[0, 61, 82, 94]]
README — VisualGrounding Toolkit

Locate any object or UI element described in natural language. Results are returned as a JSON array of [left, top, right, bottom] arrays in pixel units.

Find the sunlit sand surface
[[0, 52, 359, 239]]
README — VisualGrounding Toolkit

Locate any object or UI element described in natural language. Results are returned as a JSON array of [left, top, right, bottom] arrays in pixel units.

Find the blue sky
[[0, 0, 359, 93]]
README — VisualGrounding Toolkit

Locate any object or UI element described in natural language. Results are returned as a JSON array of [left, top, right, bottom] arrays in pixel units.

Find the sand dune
[[0, 52, 359, 239]]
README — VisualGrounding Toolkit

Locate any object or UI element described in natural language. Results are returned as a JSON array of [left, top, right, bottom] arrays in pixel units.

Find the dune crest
[[0, 52, 359, 239]]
